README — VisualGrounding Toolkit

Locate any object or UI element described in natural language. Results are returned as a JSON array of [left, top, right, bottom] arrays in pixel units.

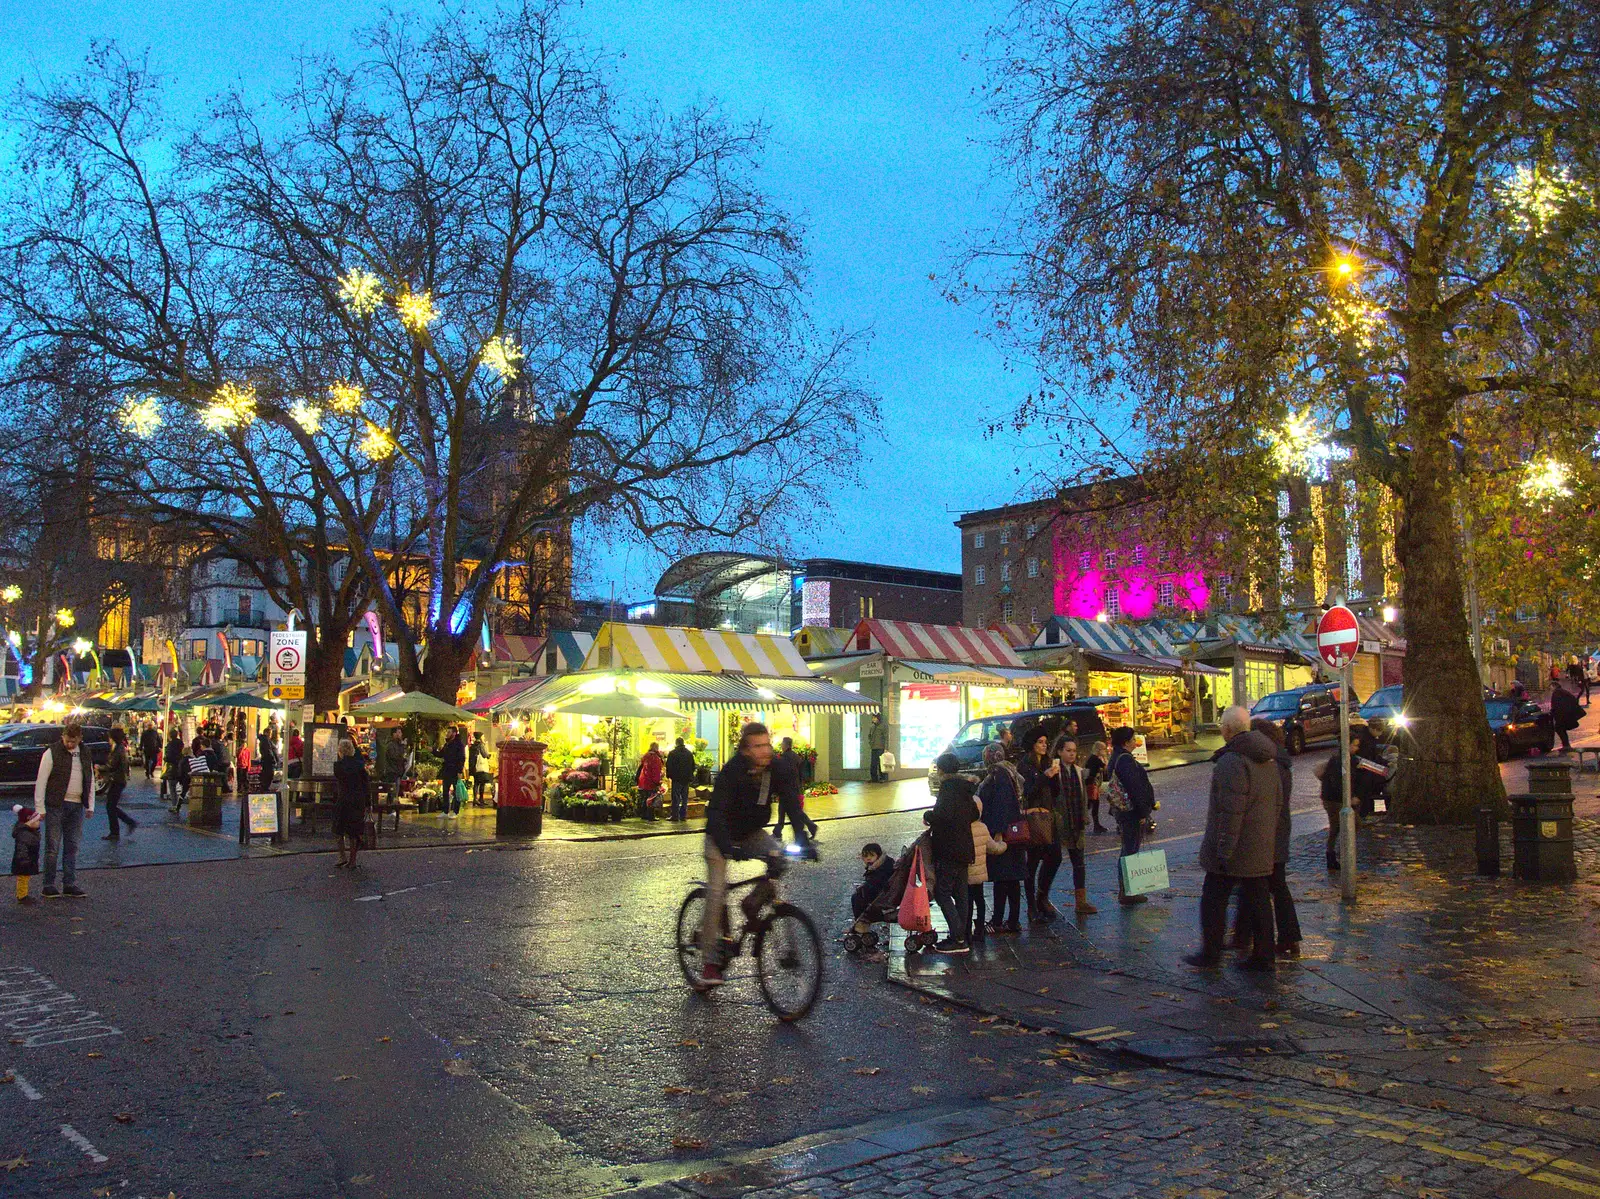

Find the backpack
[[1104, 753, 1131, 816]]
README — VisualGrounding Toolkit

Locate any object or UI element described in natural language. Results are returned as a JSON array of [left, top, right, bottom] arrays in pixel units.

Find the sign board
[[247, 792, 280, 836], [1119, 849, 1170, 896], [858, 657, 885, 679], [1316, 605, 1360, 670], [268, 684, 304, 701], [268, 630, 308, 688], [308, 723, 343, 781]]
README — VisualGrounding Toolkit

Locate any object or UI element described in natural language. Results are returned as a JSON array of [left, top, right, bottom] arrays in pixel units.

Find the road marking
[[1530, 1171, 1600, 1198], [0, 966, 121, 1047], [354, 880, 450, 903], [60, 1124, 107, 1163], [8, 1072, 42, 1100]]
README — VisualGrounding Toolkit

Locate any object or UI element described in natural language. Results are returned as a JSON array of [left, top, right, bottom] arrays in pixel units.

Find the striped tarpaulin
[[987, 622, 1038, 649], [501, 669, 877, 713], [852, 619, 1027, 668], [583, 623, 810, 677], [491, 634, 545, 663]]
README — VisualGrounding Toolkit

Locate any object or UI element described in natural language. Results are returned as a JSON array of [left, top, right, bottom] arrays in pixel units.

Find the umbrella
[[551, 694, 687, 720], [206, 690, 283, 710], [79, 697, 122, 711], [351, 691, 480, 722]]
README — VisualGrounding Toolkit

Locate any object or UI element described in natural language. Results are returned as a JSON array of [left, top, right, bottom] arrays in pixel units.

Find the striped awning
[[466, 676, 543, 714], [849, 619, 1027, 667], [1124, 622, 1177, 657], [585, 623, 809, 676], [987, 622, 1038, 649], [902, 660, 1059, 688], [503, 669, 876, 713], [792, 626, 856, 658], [1037, 616, 1135, 654], [491, 634, 545, 664], [536, 630, 594, 675]]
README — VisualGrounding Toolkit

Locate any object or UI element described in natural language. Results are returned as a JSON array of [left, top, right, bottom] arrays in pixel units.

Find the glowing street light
[[1381, 605, 1398, 624], [71, 637, 93, 657], [1520, 458, 1573, 504], [1095, 611, 1110, 623]]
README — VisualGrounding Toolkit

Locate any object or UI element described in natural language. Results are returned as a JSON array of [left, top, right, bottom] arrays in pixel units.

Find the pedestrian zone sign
[[269, 629, 307, 690]]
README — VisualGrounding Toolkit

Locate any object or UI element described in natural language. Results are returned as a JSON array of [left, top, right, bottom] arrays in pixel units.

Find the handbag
[[1104, 760, 1131, 816], [897, 845, 933, 933], [1119, 848, 1170, 896], [1001, 818, 1035, 846]]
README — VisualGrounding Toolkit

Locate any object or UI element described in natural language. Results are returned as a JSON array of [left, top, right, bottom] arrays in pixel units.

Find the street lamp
[[1381, 604, 1398, 624]]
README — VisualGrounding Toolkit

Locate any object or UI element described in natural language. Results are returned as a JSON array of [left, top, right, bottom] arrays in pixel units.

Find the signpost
[[1317, 605, 1360, 904], [268, 630, 307, 702]]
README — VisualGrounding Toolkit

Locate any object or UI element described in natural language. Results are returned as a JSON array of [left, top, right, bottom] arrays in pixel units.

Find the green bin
[[1510, 793, 1576, 883]]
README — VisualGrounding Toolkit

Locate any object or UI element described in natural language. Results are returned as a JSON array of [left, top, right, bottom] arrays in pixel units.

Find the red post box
[[495, 739, 546, 836]]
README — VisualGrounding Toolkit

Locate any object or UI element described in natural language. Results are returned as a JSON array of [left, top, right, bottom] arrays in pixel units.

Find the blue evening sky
[[1, 0, 1043, 602]]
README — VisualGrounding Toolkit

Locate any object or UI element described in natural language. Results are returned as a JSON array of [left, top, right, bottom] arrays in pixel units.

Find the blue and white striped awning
[[1036, 616, 1135, 654], [1125, 622, 1177, 657]]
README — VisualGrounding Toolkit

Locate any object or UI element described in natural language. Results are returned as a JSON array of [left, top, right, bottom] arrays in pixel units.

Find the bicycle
[[676, 862, 823, 1022]]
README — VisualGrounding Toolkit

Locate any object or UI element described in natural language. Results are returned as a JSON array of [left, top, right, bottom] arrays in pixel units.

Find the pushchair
[[842, 831, 941, 956]]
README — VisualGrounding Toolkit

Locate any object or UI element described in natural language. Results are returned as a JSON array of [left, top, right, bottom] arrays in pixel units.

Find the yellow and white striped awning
[[585, 623, 809, 677]]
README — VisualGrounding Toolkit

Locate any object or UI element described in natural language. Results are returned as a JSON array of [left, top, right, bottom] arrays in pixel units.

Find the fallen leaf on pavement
[[86, 1051, 103, 1059], [266, 1092, 285, 1100], [1032, 1167, 1063, 1178], [248, 1149, 270, 1158], [114, 1112, 133, 1123], [443, 1061, 471, 1076], [2, 1156, 27, 1172], [1444, 1056, 1461, 1064], [349, 1176, 375, 1186], [663, 1086, 693, 1095], [376, 1037, 391, 1043], [678, 1039, 701, 1049], [853, 1067, 881, 1076], [92, 1189, 112, 1197], [671, 1137, 708, 1152], [334, 1074, 355, 1082], [944, 1153, 976, 1165], [977, 1015, 998, 1024], [768, 1076, 793, 1085], [910, 1086, 933, 1095]]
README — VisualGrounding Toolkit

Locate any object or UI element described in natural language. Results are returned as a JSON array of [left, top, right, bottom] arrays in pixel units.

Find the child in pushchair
[[842, 832, 941, 955]]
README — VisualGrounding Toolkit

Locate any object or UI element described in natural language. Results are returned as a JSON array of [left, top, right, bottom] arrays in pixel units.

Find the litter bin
[[495, 739, 546, 837], [1511, 793, 1576, 883]]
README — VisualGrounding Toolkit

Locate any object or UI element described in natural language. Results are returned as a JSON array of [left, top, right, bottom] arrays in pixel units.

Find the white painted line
[[60, 1124, 108, 1163], [1071, 1025, 1117, 1037], [354, 880, 449, 903], [9, 1072, 42, 1100], [1083, 1029, 1133, 1043]]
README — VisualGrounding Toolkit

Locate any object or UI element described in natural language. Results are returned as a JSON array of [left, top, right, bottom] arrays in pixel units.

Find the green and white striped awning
[[502, 670, 878, 714]]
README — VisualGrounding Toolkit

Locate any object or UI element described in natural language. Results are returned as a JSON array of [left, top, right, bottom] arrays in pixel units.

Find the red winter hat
[[12, 804, 39, 823]]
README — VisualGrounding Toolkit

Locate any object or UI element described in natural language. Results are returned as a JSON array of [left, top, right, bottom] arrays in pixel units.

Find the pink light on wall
[[1052, 529, 1212, 619]]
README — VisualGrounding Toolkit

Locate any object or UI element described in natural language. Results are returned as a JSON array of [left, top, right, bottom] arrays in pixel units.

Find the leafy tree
[[965, 0, 1600, 820]]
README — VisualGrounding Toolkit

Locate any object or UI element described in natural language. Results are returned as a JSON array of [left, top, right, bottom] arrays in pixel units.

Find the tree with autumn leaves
[[966, 0, 1600, 821]]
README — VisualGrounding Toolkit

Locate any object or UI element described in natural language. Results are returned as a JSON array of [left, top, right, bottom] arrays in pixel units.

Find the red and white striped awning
[[988, 622, 1038, 649], [848, 619, 1028, 668], [491, 634, 545, 664]]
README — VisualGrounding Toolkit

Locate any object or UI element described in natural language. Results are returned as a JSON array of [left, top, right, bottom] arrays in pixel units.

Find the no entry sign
[[1317, 605, 1360, 670]]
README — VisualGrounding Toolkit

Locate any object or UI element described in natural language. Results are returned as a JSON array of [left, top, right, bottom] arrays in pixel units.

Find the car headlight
[[1392, 714, 1409, 729]]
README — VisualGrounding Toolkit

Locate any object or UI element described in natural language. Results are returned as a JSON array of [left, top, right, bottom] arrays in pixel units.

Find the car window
[[1485, 700, 1513, 721], [1072, 711, 1107, 741], [950, 720, 991, 749], [24, 729, 61, 747], [1253, 693, 1297, 714]]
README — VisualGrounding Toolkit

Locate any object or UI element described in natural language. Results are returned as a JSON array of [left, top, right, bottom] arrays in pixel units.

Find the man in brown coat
[[1186, 706, 1280, 971]]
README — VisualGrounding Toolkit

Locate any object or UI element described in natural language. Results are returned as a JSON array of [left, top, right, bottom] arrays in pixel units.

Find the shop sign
[[1360, 640, 1381, 654], [859, 657, 885, 678], [247, 792, 279, 835]]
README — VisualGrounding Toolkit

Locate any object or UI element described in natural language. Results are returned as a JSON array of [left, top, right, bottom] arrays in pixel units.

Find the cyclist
[[698, 722, 793, 987]]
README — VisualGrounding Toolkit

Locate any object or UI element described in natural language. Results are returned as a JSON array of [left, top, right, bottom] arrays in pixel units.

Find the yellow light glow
[[6, 631, 19, 648], [579, 675, 618, 695], [359, 422, 397, 461], [71, 637, 93, 656], [1326, 289, 1382, 348], [1, 585, 20, 603], [1501, 165, 1576, 232], [1269, 409, 1321, 474], [1331, 254, 1360, 282], [201, 381, 257, 432], [55, 608, 75, 628], [395, 290, 438, 334], [1095, 611, 1109, 623], [338, 268, 385, 316], [328, 381, 364, 413], [1381, 605, 1397, 624], [117, 395, 163, 438], [289, 401, 322, 434], [1520, 458, 1573, 503], [481, 335, 523, 381]]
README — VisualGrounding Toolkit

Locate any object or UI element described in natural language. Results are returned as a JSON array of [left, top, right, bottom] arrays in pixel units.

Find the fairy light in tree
[[338, 268, 385, 316], [55, 608, 75, 628], [328, 381, 364, 413], [1501, 166, 1576, 232], [1520, 458, 1573, 503], [1, 585, 20, 603], [289, 401, 323, 434], [395, 290, 438, 334], [1269, 410, 1321, 475], [200, 381, 257, 432], [360, 422, 397, 461], [117, 396, 163, 437], [480, 334, 523, 381]]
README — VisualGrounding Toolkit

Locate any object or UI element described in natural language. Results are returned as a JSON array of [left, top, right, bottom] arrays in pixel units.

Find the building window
[[1103, 551, 1118, 571], [1001, 600, 1015, 622], [1157, 581, 1175, 608], [1026, 557, 1039, 579], [1029, 606, 1039, 624], [190, 638, 208, 660], [974, 531, 986, 548], [1132, 544, 1145, 566], [1078, 550, 1092, 572], [1000, 561, 1012, 582], [1103, 587, 1121, 619], [97, 593, 130, 647], [1024, 522, 1037, 539], [999, 527, 1011, 545], [974, 565, 987, 586], [238, 593, 254, 624], [1217, 573, 1233, 601]]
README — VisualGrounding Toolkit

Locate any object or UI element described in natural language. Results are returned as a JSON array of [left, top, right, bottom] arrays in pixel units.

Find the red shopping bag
[[897, 845, 933, 933]]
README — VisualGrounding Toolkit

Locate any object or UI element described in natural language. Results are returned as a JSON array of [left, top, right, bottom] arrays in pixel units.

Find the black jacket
[[705, 754, 787, 855], [140, 727, 163, 760], [440, 738, 466, 779], [1108, 749, 1156, 818], [1551, 686, 1585, 732], [665, 745, 696, 782], [924, 776, 978, 865], [11, 820, 41, 876], [333, 756, 370, 807]]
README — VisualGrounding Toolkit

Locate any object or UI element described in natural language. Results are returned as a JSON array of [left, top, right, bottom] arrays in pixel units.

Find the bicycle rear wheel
[[676, 887, 712, 988], [754, 902, 822, 1022]]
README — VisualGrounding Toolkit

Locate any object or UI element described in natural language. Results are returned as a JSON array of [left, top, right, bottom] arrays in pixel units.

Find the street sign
[[268, 684, 305, 701], [1317, 605, 1360, 670], [268, 629, 307, 689]]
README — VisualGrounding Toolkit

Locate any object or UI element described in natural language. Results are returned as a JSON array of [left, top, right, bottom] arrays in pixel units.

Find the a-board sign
[[247, 793, 279, 836], [308, 724, 343, 780]]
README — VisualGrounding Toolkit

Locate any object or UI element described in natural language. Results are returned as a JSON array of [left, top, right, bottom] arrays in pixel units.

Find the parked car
[[925, 699, 1124, 795], [1359, 684, 1405, 741], [1250, 683, 1364, 755], [1485, 697, 1555, 760], [0, 723, 113, 794]]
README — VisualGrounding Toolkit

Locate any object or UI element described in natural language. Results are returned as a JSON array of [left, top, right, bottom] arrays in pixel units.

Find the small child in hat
[[12, 804, 42, 903]]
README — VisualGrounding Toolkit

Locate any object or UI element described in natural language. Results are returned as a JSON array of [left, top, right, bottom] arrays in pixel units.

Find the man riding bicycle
[[699, 722, 799, 987]]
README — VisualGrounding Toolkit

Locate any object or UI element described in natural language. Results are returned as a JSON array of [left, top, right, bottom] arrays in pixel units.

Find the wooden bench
[[1574, 747, 1600, 773]]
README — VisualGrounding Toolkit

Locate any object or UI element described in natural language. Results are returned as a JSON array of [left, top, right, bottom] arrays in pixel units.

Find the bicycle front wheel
[[676, 887, 712, 988], [754, 902, 822, 1022]]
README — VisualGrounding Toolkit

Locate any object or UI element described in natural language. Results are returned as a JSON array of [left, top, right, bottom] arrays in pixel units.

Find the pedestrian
[[286, 726, 304, 780], [867, 716, 888, 783], [378, 727, 408, 801], [1235, 718, 1300, 958], [101, 727, 137, 841], [698, 722, 786, 987], [773, 736, 819, 843], [32, 720, 95, 898], [235, 737, 254, 793], [332, 738, 371, 869], [1550, 681, 1585, 753], [1044, 732, 1098, 916], [1106, 727, 1156, 906], [635, 739, 665, 818], [923, 752, 977, 953], [853, 842, 897, 918], [139, 721, 163, 781], [1020, 728, 1060, 922], [439, 726, 466, 816], [977, 742, 1028, 933], [469, 731, 494, 803], [256, 726, 280, 788], [1084, 740, 1109, 834], [967, 794, 1007, 938], [665, 737, 696, 821], [164, 727, 189, 810], [1186, 706, 1279, 972], [998, 726, 1017, 761], [11, 804, 42, 904]]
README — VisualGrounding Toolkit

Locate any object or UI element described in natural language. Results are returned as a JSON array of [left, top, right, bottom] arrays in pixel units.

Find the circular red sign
[[1316, 605, 1359, 669], [274, 644, 302, 672]]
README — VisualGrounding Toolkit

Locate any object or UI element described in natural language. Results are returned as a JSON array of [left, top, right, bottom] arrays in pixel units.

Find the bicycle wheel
[[754, 902, 822, 1022], [676, 887, 712, 988]]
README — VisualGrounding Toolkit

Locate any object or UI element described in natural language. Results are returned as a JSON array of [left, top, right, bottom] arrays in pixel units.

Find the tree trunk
[[305, 633, 347, 716], [419, 635, 474, 705], [1389, 389, 1505, 824]]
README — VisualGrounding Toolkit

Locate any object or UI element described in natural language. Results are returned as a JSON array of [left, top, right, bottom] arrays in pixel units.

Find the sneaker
[[42, 886, 61, 898], [63, 885, 88, 898], [17, 895, 37, 905], [698, 963, 725, 988], [933, 939, 970, 954], [1277, 941, 1301, 958], [1182, 952, 1222, 969]]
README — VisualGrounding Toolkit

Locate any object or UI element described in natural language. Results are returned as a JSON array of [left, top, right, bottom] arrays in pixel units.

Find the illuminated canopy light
[[118, 395, 163, 438], [0, 585, 19, 603], [1330, 253, 1360, 281], [1381, 605, 1398, 623], [338, 268, 385, 316], [359, 422, 397, 461], [1326, 289, 1382, 348], [6, 631, 18, 647], [395, 290, 438, 333], [55, 608, 75, 628], [480, 334, 523, 381], [201, 381, 257, 432], [328, 381, 364, 413], [579, 675, 618, 695], [289, 401, 323, 434], [1501, 165, 1577, 232], [71, 637, 93, 656], [1520, 458, 1573, 503]]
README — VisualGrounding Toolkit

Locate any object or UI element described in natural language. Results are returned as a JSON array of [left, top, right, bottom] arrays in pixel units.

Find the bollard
[[1511, 762, 1576, 883], [1475, 806, 1500, 877]]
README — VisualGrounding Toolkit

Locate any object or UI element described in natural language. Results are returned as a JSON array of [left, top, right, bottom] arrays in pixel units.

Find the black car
[[1251, 683, 1363, 755], [1486, 697, 1555, 760], [1359, 684, 1405, 741], [926, 699, 1119, 793], [0, 723, 113, 793]]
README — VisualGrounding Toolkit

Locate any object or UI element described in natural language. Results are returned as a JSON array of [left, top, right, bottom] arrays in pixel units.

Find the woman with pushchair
[[977, 741, 1028, 933]]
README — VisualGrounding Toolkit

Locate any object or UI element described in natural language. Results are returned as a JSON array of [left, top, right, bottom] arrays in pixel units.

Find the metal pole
[[1339, 660, 1357, 904]]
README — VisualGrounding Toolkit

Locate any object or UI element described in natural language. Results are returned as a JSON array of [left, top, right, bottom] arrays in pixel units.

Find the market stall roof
[[901, 659, 1060, 688], [586, 622, 809, 676], [1034, 615, 1142, 654], [351, 691, 480, 721], [536, 629, 594, 675], [847, 619, 1027, 668], [465, 676, 544, 714], [503, 669, 877, 714], [1080, 649, 1187, 678], [987, 622, 1039, 650], [491, 633, 544, 664], [792, 626, 856, 659], [206, 689, 283, 710], [1354, 614, 1404, 652]]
